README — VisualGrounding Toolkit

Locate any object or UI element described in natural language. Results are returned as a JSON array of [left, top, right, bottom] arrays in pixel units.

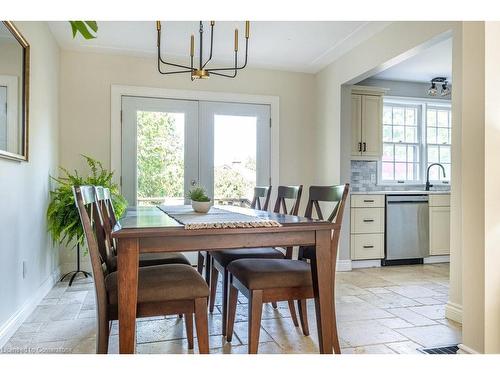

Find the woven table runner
[[157, 205, 282, 230]]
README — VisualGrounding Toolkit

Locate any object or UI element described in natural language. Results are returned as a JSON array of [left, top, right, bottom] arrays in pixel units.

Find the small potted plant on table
[[188, 186, 212, 213]]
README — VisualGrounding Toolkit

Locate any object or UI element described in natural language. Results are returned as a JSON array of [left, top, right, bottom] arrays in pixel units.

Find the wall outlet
[[370, 173, 376, 184], [22, 261, 27, 279]]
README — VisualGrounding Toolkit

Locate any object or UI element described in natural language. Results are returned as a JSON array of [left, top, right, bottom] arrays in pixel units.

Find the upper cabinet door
[[361, 94, 383, 157], [351, 94, 362, 156]]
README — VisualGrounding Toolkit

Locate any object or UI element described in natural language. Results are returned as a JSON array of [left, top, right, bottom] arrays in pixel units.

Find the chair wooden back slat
[[272, 185, 303, 259], [304, 185, 349, 223], [103, 187, 118, 228], [250, 186, 272, 211], [93, 186, 118, 272], [301, 184, 350, 261], [273, 185, 303, 216], [73, 186, 109, 318]]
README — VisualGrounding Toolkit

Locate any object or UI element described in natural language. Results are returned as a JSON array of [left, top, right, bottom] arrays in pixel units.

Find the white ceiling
[[48, 21, 390, 73], [373, 38, 452, 83]]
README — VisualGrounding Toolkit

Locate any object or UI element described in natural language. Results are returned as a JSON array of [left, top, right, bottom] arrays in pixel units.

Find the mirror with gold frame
[[0, 21, 29, 161]]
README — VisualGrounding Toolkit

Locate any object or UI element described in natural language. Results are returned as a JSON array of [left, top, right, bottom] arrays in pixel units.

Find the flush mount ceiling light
[[427, 82, 438, 96], [156, 21, 250, 81], [428, 77, 451, 97], [440, 81, 451, 96]]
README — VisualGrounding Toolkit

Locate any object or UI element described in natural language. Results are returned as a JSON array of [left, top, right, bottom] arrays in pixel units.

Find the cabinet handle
[[358, 142, 362, 152], [363, 219, 374, 223], [363, 142, 367, 152], [363, 199, 374, 203], [363, 245, 374, 249]]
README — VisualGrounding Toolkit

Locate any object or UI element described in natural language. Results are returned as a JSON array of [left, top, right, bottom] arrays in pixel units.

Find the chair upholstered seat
[[211, 247, 284, 267], [299, 246, 315, 259], [227, 259, 312, 290], [139, 252, 191, 267], [105, 264, 209, 305]]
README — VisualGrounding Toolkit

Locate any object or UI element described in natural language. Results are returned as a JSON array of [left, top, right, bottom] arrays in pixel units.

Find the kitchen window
[[379, 97, 451, 185]]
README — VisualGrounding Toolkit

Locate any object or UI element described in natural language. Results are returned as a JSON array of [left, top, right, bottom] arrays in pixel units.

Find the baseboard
[[0, 267, 61, 349], [445, 301, 463, 324], [424, 255, 450, 264], [457, 344, 480, 354], [351, 259, 382, 269], [336, 259, 352, 272]]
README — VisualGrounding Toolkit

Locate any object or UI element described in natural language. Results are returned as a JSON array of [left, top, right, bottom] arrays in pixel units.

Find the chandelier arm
[[157, 56, 193, 74], [209, 71, 237, 78], [209, 52, 238, 78], [157, 54, 192, 74], [158, 69, 194, 75], [158, 58, 193, 70], [202, 22, 214, 69], [206, 39, 249, 72], [157, 24, 192, 70]]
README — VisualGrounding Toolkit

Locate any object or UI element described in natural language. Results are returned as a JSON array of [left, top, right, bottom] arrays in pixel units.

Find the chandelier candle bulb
[[245, 21, 250, 38], [234, 29, 239, 51], [190, 35, 194, 57]]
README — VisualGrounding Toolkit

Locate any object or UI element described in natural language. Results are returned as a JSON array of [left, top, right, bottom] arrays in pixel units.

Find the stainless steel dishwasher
[[383, 195, 429, 266]]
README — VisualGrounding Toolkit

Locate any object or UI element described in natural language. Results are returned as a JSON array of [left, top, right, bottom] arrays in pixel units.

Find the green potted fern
[[47, 155, 127, 285]]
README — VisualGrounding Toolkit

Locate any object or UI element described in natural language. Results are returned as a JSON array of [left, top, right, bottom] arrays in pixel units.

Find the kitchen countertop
[[351, 190, 450, 195]]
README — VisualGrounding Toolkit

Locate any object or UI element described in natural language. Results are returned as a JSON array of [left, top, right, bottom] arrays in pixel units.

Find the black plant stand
[[60, 243, 92, 286]]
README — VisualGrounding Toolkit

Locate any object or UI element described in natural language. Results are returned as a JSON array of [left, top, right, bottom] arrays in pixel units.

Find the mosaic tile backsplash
[[350, 160, 451, 192]]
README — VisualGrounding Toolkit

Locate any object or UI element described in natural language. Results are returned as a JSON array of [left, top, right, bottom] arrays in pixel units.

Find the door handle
[[358, 142, 362, 152], [363, 142, 367, 152]]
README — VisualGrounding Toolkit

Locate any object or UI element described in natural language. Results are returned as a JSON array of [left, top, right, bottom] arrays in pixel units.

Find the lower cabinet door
[[429, 206, 450, 255], [351, 233, 384, 260]]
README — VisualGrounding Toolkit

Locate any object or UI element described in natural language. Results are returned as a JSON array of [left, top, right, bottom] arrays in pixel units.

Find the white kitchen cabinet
[[350, 194, 385, 260], [351, 94, 363, 156], [429, 194, 450, 255], [351, 207, 384, 233], [351, 233, 384, 260], [351, 86, 386, 159]]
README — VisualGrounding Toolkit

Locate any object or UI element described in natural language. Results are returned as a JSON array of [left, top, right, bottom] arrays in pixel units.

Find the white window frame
[[378, 96, 451, 186], [110, 85, 280, 201]]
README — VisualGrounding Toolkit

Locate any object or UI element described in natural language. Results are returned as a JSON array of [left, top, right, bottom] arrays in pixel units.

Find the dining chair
[[209, 185, 303, 336], [96, 187, 191, 269], [225, 184, 349, 353], [196, 185, 273, 286], [74, 185, 210, 354]]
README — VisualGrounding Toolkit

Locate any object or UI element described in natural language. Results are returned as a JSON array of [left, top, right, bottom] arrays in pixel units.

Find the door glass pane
[[136, 111, 185, 206], [213, 115, 257, 205]]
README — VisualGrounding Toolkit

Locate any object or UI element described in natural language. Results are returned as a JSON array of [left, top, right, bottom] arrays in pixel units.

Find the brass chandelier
[[156, 21, 250, 80]]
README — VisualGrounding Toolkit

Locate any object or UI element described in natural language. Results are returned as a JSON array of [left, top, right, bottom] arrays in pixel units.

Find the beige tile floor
[[1, 263, 461, 354]]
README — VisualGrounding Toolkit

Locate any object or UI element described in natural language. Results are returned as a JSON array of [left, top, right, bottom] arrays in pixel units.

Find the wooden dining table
[[112, 205, 339, 354]]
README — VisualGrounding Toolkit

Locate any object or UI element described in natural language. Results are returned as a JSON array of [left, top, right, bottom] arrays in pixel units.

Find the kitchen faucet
[[425, 163, 446, 191]]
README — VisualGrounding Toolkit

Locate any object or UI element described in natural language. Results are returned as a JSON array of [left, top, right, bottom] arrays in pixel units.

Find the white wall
[[316, 22, 460, 262], [0, 22, 60, 345], [315, 22, 458, 186], [315, 22, 464, 334], [58, 50, 317, 271], [458, 21, 500, 354]]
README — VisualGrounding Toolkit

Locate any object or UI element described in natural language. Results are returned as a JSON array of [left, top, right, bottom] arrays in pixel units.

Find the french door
[[121, 96, 271, 207]]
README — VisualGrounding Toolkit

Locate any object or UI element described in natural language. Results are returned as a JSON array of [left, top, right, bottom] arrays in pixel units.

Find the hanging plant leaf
[[69, 21, 98, 40]]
